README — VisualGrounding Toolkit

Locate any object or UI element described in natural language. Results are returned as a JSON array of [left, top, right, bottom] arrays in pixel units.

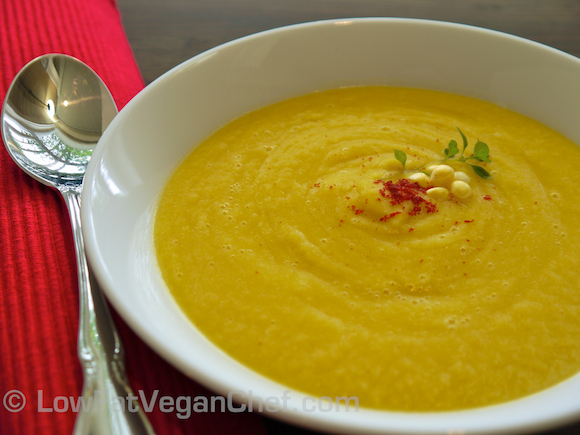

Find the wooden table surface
[[114, 1, 580, 434], [116, 0, 580, 84]]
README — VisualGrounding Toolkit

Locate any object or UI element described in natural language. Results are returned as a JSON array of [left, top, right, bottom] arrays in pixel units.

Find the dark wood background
[[114, 1, 580, 434], [116, 0, 580, 84]]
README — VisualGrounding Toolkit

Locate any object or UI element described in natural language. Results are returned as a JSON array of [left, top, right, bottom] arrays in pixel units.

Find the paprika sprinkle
[[374, 178, 438, 219]]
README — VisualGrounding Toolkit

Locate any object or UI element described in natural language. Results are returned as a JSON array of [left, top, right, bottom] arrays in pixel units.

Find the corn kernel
[[454, 171, 471, 183], [408, 172, 430, 188], [426, 187, 449, 200], [451, 180, 472, 199], [430, 165, 454, 187]]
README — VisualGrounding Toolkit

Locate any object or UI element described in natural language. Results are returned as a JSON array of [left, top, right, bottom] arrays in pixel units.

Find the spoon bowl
[[2, 54, 116, 188], [2, 54, 154, 435]]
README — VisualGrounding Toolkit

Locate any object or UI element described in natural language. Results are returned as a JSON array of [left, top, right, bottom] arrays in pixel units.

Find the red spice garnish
[[349, 204, 364, 215], [464, 220, 474, 223], [374, 178, 438, 219], [483, 195, 492, 201], [380, 211, 402, 221], [409, 228, 414, 232]]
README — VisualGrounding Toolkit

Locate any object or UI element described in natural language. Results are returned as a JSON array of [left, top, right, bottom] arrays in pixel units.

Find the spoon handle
[[61, 189, 156, 435]]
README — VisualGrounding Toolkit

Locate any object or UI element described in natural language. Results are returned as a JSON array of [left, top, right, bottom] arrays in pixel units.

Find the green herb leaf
[[457, 127, 469, 156], [470, 140, 491, 162], [444, 140, 459, 158], [470, 164, 491, 178], [393, 149, 407, 169]]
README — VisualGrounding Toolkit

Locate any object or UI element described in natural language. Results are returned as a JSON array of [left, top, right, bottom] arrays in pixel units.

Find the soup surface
[[154, 87, 580, 411]]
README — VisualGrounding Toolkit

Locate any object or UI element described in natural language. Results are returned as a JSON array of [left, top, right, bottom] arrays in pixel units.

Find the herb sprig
[[392, 127, 491, 178], [393, 149, 407, 170], [444, 127, 491, 178]]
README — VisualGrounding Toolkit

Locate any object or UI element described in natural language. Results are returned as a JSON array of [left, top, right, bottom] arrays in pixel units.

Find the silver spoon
[[1, 54, 155, 435]]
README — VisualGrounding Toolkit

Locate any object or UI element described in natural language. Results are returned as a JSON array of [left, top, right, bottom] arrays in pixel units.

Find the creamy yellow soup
[[154, 87, 580, 411]]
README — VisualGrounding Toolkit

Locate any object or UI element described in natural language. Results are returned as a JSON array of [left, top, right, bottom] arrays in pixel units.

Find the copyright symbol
[[3, 390, 26, 413]]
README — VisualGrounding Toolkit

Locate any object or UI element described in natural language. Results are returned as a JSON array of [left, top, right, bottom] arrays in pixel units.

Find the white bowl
[[82, 18, 580, 434]]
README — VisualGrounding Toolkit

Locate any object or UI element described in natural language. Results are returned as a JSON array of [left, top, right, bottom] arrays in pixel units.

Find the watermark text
[[3, 389, 358, 419]]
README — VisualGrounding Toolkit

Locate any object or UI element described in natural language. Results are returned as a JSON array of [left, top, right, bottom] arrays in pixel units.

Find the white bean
[[426, 187, 449, 200], [409, 172, 430, 188], [430, 165, 454, 187], [454, 171, 471, 183], [451, 180, 472, 199]]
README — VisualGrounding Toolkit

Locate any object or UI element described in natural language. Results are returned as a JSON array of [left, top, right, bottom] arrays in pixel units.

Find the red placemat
[[0, 0, 269, 434]]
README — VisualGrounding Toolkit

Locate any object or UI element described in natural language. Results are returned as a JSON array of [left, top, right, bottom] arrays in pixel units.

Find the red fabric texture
[[0, 0, 268, 434]]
